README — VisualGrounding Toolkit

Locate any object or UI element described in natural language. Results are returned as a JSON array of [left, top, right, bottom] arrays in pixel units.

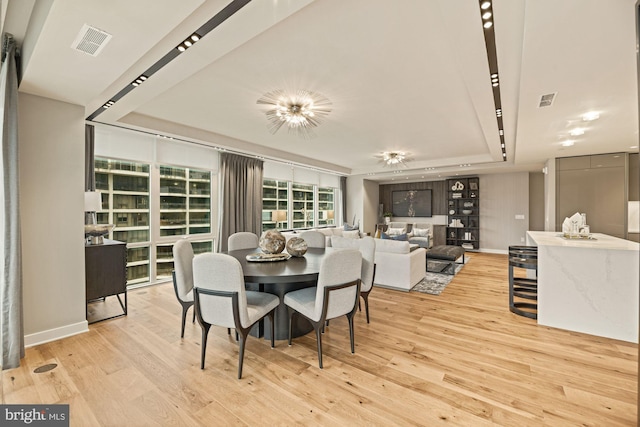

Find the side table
[[85, 239, 127, 323]]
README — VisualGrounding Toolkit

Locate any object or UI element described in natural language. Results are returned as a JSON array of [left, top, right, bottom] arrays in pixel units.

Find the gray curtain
[[1, 33, 24, 369], [340, 176, 347, 225], [219, 153, 263, 252], [85, 124, 95, 191]]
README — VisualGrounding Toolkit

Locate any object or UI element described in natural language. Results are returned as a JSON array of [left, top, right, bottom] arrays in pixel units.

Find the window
[[96, 157, 214, 286], [318, 187, 335, 226], [262, 179, 337, 230], [95, 157, 151, 285], [156, 165, 212, 278], [292, 183, 314, 229], [262, 179, 288, 231]]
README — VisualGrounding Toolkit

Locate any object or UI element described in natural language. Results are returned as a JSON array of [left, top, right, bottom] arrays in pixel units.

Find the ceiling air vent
[[71, 24, 112, 57], [538, 92, 557, 108]]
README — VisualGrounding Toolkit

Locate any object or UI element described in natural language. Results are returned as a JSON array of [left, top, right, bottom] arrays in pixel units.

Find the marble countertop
[[526, 231, 639, 251]]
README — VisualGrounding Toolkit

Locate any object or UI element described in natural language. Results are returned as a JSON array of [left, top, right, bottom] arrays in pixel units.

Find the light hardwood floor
[[2, 252, 637, 426]]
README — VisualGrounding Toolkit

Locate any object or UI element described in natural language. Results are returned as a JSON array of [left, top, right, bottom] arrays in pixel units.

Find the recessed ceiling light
[[482, 12, 492, 20], [562, 140, 575, 147], [491, 73, 498, 78], [582, 112, 600, 121], [631, 145, 638, 149], [569, 128, 585, 136], [483, 21, 493, 29], [481, 1, 491, 10], [499, 129, 504, 136]]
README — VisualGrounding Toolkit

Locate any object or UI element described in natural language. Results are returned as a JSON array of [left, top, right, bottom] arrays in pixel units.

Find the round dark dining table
[[224, 247, 327, 340]]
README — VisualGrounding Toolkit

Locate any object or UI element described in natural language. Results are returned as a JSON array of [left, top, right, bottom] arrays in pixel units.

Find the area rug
[[411, 256, 470, 295]]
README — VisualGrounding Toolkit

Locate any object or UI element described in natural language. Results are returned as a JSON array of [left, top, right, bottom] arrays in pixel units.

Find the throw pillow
[[391, 233, 408, 241], [413, 227, 429, 237], [343, 230, 360, 239], [380, 232, 390, 240], [344, 223, 359, 231], [387, 227, 405, 236]]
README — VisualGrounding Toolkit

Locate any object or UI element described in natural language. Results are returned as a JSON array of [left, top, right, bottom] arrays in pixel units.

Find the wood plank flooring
[[2, 252, 637, 426]]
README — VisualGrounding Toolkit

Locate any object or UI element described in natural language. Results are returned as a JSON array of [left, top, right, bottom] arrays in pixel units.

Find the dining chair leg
[[268, 310, 275, 349], [180, 301, 193, 338], [237, 332, 247, 379], [180, 306, 188, 338], [288, 308, 294, 346], [348, 314, 355, 354], [361, 293, 370, 323], [315, 325, 324, 369], [200, 322, 211, 369]]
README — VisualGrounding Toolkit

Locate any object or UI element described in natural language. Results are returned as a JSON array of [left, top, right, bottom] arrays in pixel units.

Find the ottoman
[[426, 245, 466, 275]]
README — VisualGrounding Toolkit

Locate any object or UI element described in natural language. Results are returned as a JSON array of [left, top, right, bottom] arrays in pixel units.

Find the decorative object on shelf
[[383, 212, 393, 224], [451, 181, 464, 191], [448, 219, 463, 227], [447, 177, 480, 250], [286, 237, 308, 257], [256, 89, 332, 139], [379, 151, 411, 168], [259, 229, 286, 254]]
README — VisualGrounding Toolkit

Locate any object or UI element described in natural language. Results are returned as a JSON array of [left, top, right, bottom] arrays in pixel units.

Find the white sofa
[[282, 227, 362, 246], [373, 239, 426, 291], [332, 236, 426, 292]]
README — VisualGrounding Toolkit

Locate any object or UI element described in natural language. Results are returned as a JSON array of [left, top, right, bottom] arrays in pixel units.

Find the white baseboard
[[477, 248, 508, 255], [25, 320, 89, 348]]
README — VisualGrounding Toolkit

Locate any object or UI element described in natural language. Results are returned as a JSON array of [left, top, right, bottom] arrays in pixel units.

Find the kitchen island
[[526, 231, 639, 343]]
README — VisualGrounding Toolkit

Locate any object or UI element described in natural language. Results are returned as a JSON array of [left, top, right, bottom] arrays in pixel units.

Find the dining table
[[225, 247, 328, 340]]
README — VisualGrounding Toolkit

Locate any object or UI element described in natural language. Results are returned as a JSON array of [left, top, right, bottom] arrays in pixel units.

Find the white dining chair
[[283, 249, 362, 368], [193, 253, 280, 379], [300, 230, 326, 248], [228, 232, 259, 251]]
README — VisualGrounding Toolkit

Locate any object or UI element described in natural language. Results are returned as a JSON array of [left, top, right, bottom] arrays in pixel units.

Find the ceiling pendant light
[[379, 151, 411, 168], [257, 89, 332, 139]]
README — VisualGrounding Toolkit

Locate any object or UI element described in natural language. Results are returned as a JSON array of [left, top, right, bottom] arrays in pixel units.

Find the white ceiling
[[7, 0, 639, 182]]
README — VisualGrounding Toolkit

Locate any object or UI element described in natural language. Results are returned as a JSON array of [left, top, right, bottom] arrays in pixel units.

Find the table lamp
[[84, 191, 114, 245]]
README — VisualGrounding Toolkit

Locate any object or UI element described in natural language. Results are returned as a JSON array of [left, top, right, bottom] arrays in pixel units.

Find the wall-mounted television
[[392, 189, 432, 217]]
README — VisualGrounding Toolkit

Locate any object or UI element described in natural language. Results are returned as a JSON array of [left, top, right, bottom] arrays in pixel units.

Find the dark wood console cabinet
[[85, 239, 127, 323]]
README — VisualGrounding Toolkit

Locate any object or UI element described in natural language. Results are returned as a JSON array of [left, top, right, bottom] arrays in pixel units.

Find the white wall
[[346, 176, 364, 228], [19, 93, 87, 344], [544, 159, 556, 231], [480, 172, 530, 253], [362, 179, 379, 235]]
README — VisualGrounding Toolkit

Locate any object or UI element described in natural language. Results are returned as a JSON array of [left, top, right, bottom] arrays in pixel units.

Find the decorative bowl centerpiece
[[84, 224, 115, 245], [462, 209, 473, 215], [286, 237, 308, 257], [259, 229, 286, 254]]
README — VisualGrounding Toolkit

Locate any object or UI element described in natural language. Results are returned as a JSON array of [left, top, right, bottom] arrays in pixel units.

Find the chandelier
[[257, 89, 332, 139], [380, 152, 410, 167]]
